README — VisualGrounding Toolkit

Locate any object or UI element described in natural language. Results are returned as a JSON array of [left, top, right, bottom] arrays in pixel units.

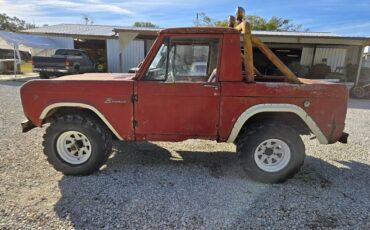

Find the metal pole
[[355, 46, 365, 86], [13, 44, 17, 79]]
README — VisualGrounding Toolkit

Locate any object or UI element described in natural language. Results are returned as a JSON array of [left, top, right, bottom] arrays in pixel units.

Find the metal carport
[[0, 31, 63, 78]]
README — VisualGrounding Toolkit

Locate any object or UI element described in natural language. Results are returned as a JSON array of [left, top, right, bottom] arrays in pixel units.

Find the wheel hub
[[56, 131, 92, 165], [264, 147, 274, 156], [254, 139, 291, 173]]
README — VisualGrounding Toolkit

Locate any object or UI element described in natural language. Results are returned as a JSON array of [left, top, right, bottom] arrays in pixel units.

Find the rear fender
[[227, 103, 328, 144]]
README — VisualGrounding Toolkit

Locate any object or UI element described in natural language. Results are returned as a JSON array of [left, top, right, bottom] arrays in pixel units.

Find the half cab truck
[[20, 20, 349, 183], [32, 49, 97, 79]]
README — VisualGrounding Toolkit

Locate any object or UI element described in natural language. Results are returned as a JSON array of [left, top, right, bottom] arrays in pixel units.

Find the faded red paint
[[21, 73, 136, 140], [20, 27, 348, 144]]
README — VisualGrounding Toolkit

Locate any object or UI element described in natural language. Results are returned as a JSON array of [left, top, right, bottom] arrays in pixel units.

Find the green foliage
[[133, 21, 158, 28], [246, 16, 303, 31], [0, 13, 36, 32], [195, 13, 306, 31]]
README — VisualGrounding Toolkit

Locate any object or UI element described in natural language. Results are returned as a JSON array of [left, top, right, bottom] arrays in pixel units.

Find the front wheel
[[43, 113, 112, 175], [237, 123, 305, 183]]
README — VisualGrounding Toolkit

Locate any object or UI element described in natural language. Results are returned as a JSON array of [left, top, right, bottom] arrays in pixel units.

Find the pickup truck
[[32, 49, 97, 79], [20, 26, 349, 183]]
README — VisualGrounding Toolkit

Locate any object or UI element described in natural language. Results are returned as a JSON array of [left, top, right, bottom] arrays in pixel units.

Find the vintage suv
[[20, 26, 349, 183]]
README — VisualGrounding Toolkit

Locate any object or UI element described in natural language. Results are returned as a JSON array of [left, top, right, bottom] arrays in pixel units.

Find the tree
[[194, 12, 214, 27], [0, 13, 36, 32], [133, 21, 158, 28], [195, 13, 305, 32]]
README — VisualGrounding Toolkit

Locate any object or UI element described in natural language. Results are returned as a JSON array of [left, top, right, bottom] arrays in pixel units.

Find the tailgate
[[32, 56, 66, 69]]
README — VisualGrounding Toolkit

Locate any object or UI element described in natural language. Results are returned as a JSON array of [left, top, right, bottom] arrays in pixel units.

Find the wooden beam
[[251, 35, 301, 84], [243, 22, 254, 82], [235, 21, 254, 82]]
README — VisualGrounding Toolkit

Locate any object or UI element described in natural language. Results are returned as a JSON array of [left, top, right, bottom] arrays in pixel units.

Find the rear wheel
[[237, 123, 305, 183], [366, 90, 370, 99], [351, 86, 366, 99], [43, 113, 112, 175]]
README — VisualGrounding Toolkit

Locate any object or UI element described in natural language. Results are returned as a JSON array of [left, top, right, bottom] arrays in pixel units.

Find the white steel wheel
[[254, 139, 291, 173], [56, 131, 92, 165]]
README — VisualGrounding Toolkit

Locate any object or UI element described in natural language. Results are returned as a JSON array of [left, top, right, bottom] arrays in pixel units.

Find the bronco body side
[[20, 27, 348, 183]]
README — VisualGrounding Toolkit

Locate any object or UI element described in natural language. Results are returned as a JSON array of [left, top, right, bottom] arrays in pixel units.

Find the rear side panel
[[219, 81, 348, 143], [20, 79, 135, 140]]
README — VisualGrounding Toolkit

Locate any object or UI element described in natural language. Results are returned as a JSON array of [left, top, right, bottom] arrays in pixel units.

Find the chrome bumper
[[34, 68, 69, 73]]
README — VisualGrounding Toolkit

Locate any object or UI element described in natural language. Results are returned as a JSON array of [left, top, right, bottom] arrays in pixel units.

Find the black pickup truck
[[32, 49, 97, 79]]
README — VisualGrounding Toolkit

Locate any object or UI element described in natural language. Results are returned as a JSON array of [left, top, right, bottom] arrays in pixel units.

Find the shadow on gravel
[[53, 141, 370, 229], [348, 98, 370, 110], [0, 80, 27, 87], [0, 77, 38, 87]]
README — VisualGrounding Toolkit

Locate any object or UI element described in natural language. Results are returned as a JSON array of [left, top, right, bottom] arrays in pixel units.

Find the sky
[[0, 0, 369, 36]]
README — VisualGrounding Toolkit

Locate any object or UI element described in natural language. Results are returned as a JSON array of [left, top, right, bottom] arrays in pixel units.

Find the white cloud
[[0, 0, 207, 26]]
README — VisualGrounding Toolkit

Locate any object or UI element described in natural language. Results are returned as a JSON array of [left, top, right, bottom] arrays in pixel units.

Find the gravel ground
[[0, 80, 369, 229]]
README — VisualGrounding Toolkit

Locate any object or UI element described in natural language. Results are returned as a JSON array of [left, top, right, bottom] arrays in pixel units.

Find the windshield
[[142, 42, 169, 81], [149, 44, 167, 70]]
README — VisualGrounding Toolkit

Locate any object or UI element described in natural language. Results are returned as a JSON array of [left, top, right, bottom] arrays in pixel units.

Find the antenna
[[196, 12, 199, 27]]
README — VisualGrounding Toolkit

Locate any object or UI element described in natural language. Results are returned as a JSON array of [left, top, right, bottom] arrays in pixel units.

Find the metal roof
[[23, 24, 369, 40], [252, 30, 339, 37], [23, 24, 160, 38]]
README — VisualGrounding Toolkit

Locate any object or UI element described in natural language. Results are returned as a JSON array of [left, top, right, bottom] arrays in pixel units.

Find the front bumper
[[338, 132, 349, 144], [21, 120, 36, 133]]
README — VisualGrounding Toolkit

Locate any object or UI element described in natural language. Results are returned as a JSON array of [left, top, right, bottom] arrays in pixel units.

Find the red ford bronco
[[20, 15, 349, 183]]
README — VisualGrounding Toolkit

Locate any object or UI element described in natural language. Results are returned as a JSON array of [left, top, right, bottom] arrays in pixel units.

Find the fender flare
[[40, 102, 123, 140], [226, 103, 328, 144]]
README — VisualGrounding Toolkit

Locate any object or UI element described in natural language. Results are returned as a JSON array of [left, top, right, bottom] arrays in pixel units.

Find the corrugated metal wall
[[106, 39, 120, 73], [300, 47, 347, 71], [300, 47, 315, 66], [346, 46, 361, 64], [314, 48, 347, 72], [122, 40, 144, 73], [362, 56, 370, 68]]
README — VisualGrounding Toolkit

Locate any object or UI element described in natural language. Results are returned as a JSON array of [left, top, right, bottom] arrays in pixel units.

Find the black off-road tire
[[39, 72, 50, 79], [43, 113, 112, 175], [237, 123, 305, 183]]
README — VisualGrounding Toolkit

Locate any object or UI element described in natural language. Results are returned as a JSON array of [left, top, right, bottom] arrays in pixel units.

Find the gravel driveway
[[0, 80, 369, 229]]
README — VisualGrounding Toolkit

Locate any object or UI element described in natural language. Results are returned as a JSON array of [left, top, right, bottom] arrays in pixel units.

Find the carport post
[[13, 44, 17, 79], [355, 46, 365, 86]]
